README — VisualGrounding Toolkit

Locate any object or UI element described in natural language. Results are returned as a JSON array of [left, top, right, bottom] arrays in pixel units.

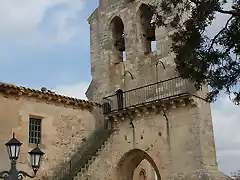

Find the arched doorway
[[116, 89, 124, 110], [116, 149, 161, 180]]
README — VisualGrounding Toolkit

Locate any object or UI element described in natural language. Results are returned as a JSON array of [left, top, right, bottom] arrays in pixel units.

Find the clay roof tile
[[0, 82, 101, 109]]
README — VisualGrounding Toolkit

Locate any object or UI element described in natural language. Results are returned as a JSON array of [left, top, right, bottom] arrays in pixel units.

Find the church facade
[[0, 0, 232, 179]]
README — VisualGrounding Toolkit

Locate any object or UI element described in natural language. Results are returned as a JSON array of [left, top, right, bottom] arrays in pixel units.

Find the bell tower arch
[[84, 1, 231, 180], [109, 16, 126, 63]]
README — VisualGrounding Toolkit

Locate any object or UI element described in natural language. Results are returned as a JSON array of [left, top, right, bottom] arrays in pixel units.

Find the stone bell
[[143, 14, 156, 41], [114, 34, 125, 52], [146, 26, 156, 41]]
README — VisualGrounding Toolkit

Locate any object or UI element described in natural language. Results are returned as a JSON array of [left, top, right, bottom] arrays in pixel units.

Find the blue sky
[[0, 0, 239, 176], [0, 0, 96, 92]]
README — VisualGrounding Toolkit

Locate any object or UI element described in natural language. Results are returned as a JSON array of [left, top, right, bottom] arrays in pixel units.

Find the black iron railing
[[52, 126, 113, 180], [102, 77, 196, 113]]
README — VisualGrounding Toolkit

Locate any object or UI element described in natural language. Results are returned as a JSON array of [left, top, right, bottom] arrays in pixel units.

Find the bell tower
[[85, 0, 231, 179], [86, 0, 174, 102]]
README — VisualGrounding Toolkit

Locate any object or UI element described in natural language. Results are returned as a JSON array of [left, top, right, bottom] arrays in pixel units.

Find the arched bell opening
[[137, 4, 157, 54], [110, 16, 126, 63], [116, 148, 161, 180]]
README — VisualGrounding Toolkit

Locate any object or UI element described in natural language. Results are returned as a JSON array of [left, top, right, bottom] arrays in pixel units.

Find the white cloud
[[54, 82, 89, 100], [212, 95, 240, 175], [206, 0, 233, 37], [0, 0, 85, 44], [35, 0, 240, 175], [201, 2, 240, 174]]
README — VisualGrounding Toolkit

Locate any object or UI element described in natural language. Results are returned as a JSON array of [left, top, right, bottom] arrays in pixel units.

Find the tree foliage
[[231, 170, 240, 179], [150, 0, 240, 104]]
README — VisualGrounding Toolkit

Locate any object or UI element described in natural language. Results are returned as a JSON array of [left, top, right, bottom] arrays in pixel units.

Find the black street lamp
[[0, 133, 45, 180]]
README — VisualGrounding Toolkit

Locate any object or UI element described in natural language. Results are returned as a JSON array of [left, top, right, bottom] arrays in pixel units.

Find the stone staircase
[[52, 125, 114, 180]]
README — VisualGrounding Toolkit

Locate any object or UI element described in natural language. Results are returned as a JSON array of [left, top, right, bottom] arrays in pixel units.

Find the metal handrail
[[103, 77, 196, 112]]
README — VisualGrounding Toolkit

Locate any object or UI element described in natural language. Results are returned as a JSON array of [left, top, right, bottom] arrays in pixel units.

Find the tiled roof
[[0, 82, 101, 110]]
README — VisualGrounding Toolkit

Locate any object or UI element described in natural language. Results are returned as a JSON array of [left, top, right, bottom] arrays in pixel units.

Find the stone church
[[0, 0, 233, 179]]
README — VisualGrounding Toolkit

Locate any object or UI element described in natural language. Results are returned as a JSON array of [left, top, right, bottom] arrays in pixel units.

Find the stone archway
[[109, 16, 126, 63], [136, 3, 156, 54], [116, 148, 161, 180]]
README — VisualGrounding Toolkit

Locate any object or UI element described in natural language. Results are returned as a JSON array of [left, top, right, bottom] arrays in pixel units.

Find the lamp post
[[0, 133, 45, 180]]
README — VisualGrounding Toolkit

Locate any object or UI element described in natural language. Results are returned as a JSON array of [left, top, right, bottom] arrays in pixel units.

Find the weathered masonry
[[0, 83, 101, 180], [83, 0, 231, 179], [0, 0, 232, 180]]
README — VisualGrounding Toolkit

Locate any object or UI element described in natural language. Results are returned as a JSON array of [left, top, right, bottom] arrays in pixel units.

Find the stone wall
[[0, 93, 99, 179], [80, 101, 220, 180], [83, 0, 230, 179]]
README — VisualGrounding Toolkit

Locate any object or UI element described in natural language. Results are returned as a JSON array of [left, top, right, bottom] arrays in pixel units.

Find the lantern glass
[[5, 133, 22, 160], [29, 145, 45, 172], [30, 153, 41, 168]]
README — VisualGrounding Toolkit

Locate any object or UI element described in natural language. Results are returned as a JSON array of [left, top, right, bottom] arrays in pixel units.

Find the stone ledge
[[104, 94, 197, 122]]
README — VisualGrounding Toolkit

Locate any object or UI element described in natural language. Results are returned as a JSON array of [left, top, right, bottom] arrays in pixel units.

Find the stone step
[[73, 175, 79, 180], [72, 149, 102, 179], [91, 156, 97, 161], [71, 131, 114, 179], [77, 171, 84, 178]]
